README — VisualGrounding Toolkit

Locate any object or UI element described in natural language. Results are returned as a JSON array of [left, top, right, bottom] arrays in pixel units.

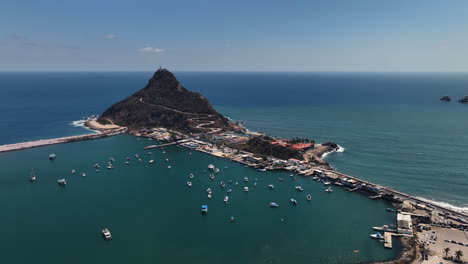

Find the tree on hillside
[[443, 247, 450, 259], [455, 250, 463, 262]]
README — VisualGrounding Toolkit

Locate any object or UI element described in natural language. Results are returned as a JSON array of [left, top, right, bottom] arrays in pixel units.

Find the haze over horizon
[[2, 0, 468, 72]]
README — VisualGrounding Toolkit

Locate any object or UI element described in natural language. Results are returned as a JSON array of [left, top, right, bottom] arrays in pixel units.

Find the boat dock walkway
[[144, 140, 186, 149], [384, 232, 394, 248], [0, 128, 125, 153]]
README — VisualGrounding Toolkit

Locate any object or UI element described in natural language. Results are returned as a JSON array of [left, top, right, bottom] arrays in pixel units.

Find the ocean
[[1, 71, 468, 263]]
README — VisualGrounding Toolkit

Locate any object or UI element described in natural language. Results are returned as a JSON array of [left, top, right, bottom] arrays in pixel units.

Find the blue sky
[[1, 0, 468, 71]]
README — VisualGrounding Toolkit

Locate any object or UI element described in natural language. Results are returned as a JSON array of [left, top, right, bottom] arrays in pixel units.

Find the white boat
[[189, 173, 194, 179], [126, 157, 130, 161], [209, 174, 215, 180], [234, 181, 239, 186], [102, 228, 112, 240], [312, 176, 319, 180], [269, 202, 279, 208], [244, 186, 249, 192], [268, 184, 275, 189], [187, 181, 192, 187], [215, 168, 220, 174], [134, 154, 139, 158], [49, 153, 56, 160], [107, 164, 113, 169], [244, 177, 248, 182], [278, 178, 285, 181], [167, 166, 171, 169], [323, 181, 332, 185], [254, 182, 257, 187], [208, 194, 212, 199], [71, 169, 76, 174], [138, 159, 142, 162], [125, 161, 130, 165], [30, 169, 36, 182], [57, 179, 66, 185], [306, 194, 312, 201], [165, 158, 169, 162], [147, 152, 152, 155], [227, 189, 232, 194], [149, 160, 154, 164], [295, 186, 304, 192], [94, 163, 100, 168], [207, 188, 212, 194], [82, 172, 86, 177], [208, 164, 215, 171], [370, 232, 384, 240], [224, 196, 229, 203], [230, 216, 235, 222], [325, 187, 333, 193], [220, 181, 225, 188], [109, 157, 115, 162], [291, 199, 298, 205]]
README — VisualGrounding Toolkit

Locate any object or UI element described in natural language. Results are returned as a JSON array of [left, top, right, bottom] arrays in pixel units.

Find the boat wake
[[322, 145, 345, 159], [415, 196, 468, 214]]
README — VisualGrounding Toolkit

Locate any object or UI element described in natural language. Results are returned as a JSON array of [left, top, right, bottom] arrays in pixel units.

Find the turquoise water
[[0, 135, 398, 263], [2, 71, 468, 262]]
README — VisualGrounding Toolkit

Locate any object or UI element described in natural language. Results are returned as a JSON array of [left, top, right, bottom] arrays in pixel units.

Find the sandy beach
[[85, 120, 122, 131]]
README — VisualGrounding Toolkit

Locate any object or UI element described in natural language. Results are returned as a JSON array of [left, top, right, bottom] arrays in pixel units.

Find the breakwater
[[0, 128, 126, 153]]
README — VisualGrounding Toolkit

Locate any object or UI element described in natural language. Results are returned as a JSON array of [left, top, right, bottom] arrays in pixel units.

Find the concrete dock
[[0, 128, 125, 153]]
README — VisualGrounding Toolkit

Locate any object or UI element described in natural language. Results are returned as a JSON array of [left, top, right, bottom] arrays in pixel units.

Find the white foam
[[321, 144, 345, 159], [415, 196, 468, 214], [69, 119, 98, 133]]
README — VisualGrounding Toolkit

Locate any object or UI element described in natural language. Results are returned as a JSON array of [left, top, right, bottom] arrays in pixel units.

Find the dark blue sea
[[0, 71, 468, 263], [1, 72, 467, 210]]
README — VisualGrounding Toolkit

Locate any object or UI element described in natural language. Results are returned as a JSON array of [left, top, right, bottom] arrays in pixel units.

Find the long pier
[[144, 141, 180, 149], [0, 128, 125, 153]]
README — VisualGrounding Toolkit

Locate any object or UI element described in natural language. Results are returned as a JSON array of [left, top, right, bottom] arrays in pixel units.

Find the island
[[440, 95, 451, 102], [458, 95, 468, 103]]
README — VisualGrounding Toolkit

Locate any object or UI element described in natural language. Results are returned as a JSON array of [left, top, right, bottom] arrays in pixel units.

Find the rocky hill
[[98, 69, 233, 133]]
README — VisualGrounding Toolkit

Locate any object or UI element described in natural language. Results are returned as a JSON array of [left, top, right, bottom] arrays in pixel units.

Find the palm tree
[[455, 250, 463, 262], [443, 247, 450, 259]]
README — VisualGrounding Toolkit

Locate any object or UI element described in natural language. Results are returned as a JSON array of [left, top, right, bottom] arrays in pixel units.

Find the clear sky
[[1, 0, 468, 71]]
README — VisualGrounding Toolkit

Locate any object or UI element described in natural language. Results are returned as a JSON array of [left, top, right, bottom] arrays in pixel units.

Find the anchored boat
[[102, 228, 112, 240]]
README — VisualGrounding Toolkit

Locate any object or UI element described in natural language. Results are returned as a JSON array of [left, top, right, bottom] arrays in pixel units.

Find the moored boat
[[209, 174, 215, 180], [268, 184, 275, 189], [325, 187, 333, 193], [224, 196, 229, 203], [244, 186, 249, 192], [30, 169, 37, 182], [295, 186, 304, 192], [244, 177, 248, 182], [278, 178, 285, 181], [82, 172, 86, 177], [208, 164, 215, 171], [189, 173, 194, 179], [215, 168, 220, 174], [57, 179, 66, 185], [49, 153, 56, 160], [201, 205, 208, 214], [269, 202, 279, 208], [220, 181, 225, 188], [102, 228, 112, 240], [370, 232, 384, 240], [149, 160, 154, 164], [207, 188, 212, 194], [290, 198, 298, 205], [306, 194, 312, 201], [187, 181, 192, 187]]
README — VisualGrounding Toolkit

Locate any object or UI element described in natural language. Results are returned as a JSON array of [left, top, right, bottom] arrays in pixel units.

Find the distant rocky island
[[440, 95, 451, 102], [458, 95, 468, 103], [439, 95, 468, 103], [98, 68, 236, 133]]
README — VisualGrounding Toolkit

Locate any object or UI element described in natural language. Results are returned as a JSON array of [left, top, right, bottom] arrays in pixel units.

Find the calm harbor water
[[0, 135, 398, 263], [2, 71, 468, 262]]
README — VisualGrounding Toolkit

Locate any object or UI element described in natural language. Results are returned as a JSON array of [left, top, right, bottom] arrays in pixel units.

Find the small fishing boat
[[370, 232, 384, 240], [208, 164, 215, 171], [49, 153, 56, 160], [57, 179, 66, 185], [82, 172, 86, 177], [234, 181, 239, 186], [209, 174, 215, 180], [254, 182, 257, 187], [30, 169, 37, 182], [167, 166, 171, 169], [312, 176, 319, 180], [138, 159, 142, 162], [215, 168, 220, 174], [149, 160, 154, 164], [268, 184, 275, 189], [134, 154, 139, 158], [290, 199, 298, 205], [244, 186, 249, 192], [306, 194, 312, 201], [386, 208, 396, 212], [109, 157, 115, 162], [220, 181, 225, 188], [207, 188, 212, 194], [201, 205, 208, 214], [125, 161, 130, 165], [71, 169, 76, 174], [162, 151, 166, 154], [269, 202, 279, 208], [295, 186, 304, 192], [147, 152, 152, 155], [227, 189, 232, 194], [126, 157, 130, 161], [189, 173, 194, 179], [230, 216, 235, 222], [94, 163, 100, 168], [107, 163, 113, 169], [244, 177, 248, 182], [102, 228, 112, 240], [224, 196, 229, 203], [208, 194, 212, 199], [278, 178, 285, 181], [187, 181, 192, 187], [325, 187, 333, 193], [165, 158, 169, 162], [289, 174, 294, 177], [323, 181, 332, 185]]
